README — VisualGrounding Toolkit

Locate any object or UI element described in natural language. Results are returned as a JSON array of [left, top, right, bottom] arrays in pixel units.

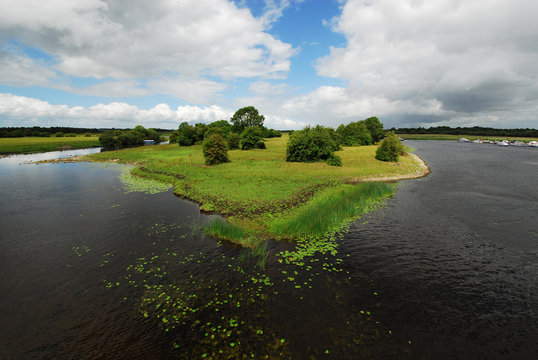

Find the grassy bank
[[0, 136, 100, 154], [84, 134, 426, 246], [398, 133, 538, 142]]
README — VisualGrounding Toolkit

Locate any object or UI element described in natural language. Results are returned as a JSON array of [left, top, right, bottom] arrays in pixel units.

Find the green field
[[398, 134, 538, 142], [0, 136, 100, 154], [83, 134, 426, 247]]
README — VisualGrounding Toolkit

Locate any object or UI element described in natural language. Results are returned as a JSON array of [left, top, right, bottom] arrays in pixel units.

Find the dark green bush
[[240, 126, 266, 150], [202, 133, 230, 165], [286, 125, 339, 162], [327, 154, 342, 166], [375, 132, 404, 162], [176, 122, 196, 146], [227, 132, 240, 150], [364, 116, 384, 143], [99, 130, 120, 147], [54, 132, 64, 137], [336, 121, 372, 146]]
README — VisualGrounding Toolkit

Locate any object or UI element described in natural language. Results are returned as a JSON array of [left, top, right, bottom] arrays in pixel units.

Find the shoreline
[[347, 153, 430, 183]]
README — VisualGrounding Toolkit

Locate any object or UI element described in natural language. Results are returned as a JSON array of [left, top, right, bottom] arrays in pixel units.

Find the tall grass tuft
[[204, 218, 248, 244], [270, 182, 395, 239]]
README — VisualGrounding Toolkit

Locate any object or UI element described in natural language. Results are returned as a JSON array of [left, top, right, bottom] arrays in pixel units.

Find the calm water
[[0, 142, 537, 359]]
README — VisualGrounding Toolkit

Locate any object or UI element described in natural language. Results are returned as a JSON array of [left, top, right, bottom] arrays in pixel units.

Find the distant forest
[[0, 126, 171, 138], [393, 126, 538, 138]]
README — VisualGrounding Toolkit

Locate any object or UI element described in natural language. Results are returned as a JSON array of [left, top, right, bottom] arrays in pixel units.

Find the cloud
[[0, 0, 294, 101], [312, 0, 538, 127], [0, 93, 232, 128]]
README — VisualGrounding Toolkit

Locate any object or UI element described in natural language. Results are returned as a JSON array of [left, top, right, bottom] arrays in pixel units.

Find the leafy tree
[[286, 125, 340, 162], [230, 106, 265, 134], [375, 132, 404, 162], [337, 121, 372, 146], [193, 123, 208, 143], [202, 133, 230, 165], [364, 116, 384, 143], [55, 132, 64, 137], [99, 130, 121, 147], [240, 126, 266, 150], [176, 122, 196, 146], [227, 132, 240, 150], [208, 120, 232, 136]]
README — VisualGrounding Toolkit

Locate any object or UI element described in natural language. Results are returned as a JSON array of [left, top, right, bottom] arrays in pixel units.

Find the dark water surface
[[1, 143, 537, 359]]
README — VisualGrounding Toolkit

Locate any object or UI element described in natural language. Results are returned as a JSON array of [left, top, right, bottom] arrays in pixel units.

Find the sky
[[1, 0, 537, 130]]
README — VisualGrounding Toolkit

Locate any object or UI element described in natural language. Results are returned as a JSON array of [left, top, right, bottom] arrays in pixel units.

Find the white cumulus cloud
[[0, 93, 232, 128], [0, 0, 295, 102]]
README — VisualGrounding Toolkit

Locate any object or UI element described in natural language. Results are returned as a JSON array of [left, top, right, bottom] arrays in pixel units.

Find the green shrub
[[375, 132, 404, 162], [240, 126, 266, 150], [327, 154, 342, 166], [202, 133, 230, 165], [364, 116, 384, 143], [336, 121, 372, 146], [83, 132, 92, 137], [99, 130, 120, 147], [54, 132, 64, 137], [176, 122, 196, 146], [286, 125, 339, 162], [227, 132, 240, 150], [169, 130, 180, 143]]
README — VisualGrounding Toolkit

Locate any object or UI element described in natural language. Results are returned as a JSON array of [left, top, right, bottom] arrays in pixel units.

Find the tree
[[375, 132, 404, 162], [99, 130, 120, 147], [230, 106, 265, 134], [208, 120, 232, 136], [227, 132, 240, 150], [202, 133, 230, 165], [176, 122, 196, 146], [364, 116, 384, 143], [286, 125, 339, 162], [240, 126, 266, 150], [337, 121, 372, 146]]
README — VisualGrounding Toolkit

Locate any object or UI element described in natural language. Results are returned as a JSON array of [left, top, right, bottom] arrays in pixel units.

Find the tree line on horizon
[[394, 126, 538, 137], [0, 126, 171, 138]]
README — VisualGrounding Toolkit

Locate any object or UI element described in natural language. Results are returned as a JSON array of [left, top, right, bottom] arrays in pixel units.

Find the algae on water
[[119, 166, 171, 194]]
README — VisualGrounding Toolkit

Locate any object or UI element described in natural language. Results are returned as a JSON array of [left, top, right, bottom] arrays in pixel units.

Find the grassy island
[[0, 136, 100, 155], [83, 134, 427, 247]]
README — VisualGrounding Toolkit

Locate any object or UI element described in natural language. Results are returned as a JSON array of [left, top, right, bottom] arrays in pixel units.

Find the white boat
[[472, 139, 483, 144], [529, 141, 538, 147], [497, 140, 509, 146], [458, 137, 470, 143]]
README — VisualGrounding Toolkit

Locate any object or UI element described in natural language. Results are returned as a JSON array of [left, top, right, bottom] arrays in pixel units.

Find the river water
[[0, 142, 536, 359]]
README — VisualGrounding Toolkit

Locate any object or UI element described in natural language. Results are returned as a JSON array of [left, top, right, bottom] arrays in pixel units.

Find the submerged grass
[[0, 136, 100, 154], [84, 134, 425, 246]]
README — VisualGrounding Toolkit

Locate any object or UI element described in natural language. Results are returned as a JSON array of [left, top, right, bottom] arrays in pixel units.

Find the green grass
[[398, 133, 538, 142], [0, 136, 100, 154], [270, 183, 395, 238], [83, 134, 425, 246]]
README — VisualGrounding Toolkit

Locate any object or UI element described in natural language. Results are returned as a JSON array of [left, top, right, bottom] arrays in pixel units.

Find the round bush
[[327, 154, 342, 166], [286, 126, 339, 162], [202, 133, 230, 165], [375, 132, 404, 162], [227, 132, 240, 150], [240, 126, 265, 150]]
